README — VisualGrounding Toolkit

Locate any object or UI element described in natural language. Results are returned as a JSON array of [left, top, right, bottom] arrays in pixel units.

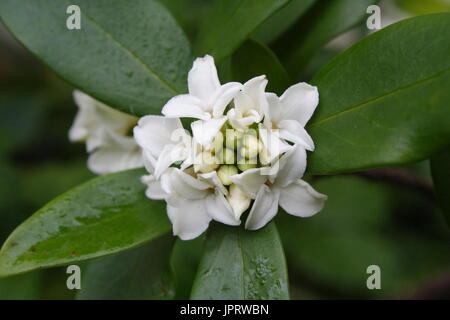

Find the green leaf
[[194, 0, 292, 62], [307, 13, 450, 175], [252, 0, 316, 44], [276, 0, 378, 79], [170, 236, 204, 299], [0, 169, 171, 278], [157, 0, 214, 41], [231, 39, 290, 95], [431, 147, 450, 226], [0, 0, 191, 116], [77, 235, 175, 300], [191, 222, 289, 300]]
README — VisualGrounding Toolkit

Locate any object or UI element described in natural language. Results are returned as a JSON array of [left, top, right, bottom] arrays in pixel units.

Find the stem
[[356, 168, 434, 200]]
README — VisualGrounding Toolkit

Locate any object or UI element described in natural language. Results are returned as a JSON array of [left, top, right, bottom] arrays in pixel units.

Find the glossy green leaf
[[307, 13, 450, 174], [157, 0, 214, 41], [191, 222, 289, 300], [276, 0, 378, 78], [0, 169, 170, 278], [431, 147, 450, 226], [77, 235, 175, 300], [231, 39, 290, 95], [0, 0, 191, 116], [194, 0, 292, 62], [252, 0, 316, 44], [170, 236, 204, 299]]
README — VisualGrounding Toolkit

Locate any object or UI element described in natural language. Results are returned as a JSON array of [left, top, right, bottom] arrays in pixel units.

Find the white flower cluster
[[70, 55, 327, 240]]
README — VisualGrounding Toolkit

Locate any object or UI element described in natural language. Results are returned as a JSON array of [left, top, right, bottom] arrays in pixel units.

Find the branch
[[356, 168, 435, 200]]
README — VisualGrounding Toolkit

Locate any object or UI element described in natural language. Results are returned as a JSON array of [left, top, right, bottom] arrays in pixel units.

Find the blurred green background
[[0, 0, 449, 299]]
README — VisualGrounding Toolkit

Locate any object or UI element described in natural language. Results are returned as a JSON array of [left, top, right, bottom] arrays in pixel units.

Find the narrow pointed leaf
[[191, 222, 289, 300], [307, 13, 450, 174], [77, 236, 175, 300], [0, 169, 170, 278], [0, 0, 191, 116], [194, 0, 293, 62]]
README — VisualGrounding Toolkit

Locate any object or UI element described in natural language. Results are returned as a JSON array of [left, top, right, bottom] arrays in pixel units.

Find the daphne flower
[[134, 55, 326, 240], [133, 115, 192, 179], [263, 83, 319, 151], [230, 146, 327, 230], [69, 90, 143, 174], [142, 168, 239, 240], [162, 55, 241, 148], [227, 76, 267, 130]]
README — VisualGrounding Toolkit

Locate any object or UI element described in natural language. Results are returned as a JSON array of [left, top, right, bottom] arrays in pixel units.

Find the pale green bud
[[210, 132, 224, 154], [218, 165, 238, 186], [194, 151, 219, 173], [241, 134, 262, 158], [218, 148, 235, 165], [225, 129, 244, 150], [238, 162, 256, 172]]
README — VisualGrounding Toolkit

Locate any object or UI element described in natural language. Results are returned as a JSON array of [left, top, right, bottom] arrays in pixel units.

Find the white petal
[[70, 90, 137, 142], [279, 180, 327, 218], [279, 83, 319, 126], [234, 90, 254, 114], [191, 117, 227, 148], [211, 82, 242, 117], [188, 55, 221, 102], [278, 119, 315, 151], [142, 149, 156, 173], [228, 184, 251, 220], [153, 144, 186, 179], [245, 185, 280, 230], [169, 169, 210, 200], [133, 115, 183, 157], [87, 139, 142, 174], [205, 192, 240, 226], [232, 76, 267, 121], [274, 145, 307, 188], [241, 75, 268, 114], [69, 91, 96, 142], [228, 107, 261, 130], [263, 92, 282, 128], [167, 201, 212, 240], [258, 125, 292, 163], [229, 168, 266, 199], [198, 171, 228, 195], [162, 94, 210, 120], [141, 174, 167, 200]]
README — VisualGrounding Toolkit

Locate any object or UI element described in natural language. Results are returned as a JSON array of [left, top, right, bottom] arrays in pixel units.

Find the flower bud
[[225, 129, 243, 150], [217, 165, 238, 186], [240, 134, 262, 159], [194, 151, 219, 173], [210, 132, 224, 154], [218, 148, 235, 165], [238, 162, 256, 172]]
